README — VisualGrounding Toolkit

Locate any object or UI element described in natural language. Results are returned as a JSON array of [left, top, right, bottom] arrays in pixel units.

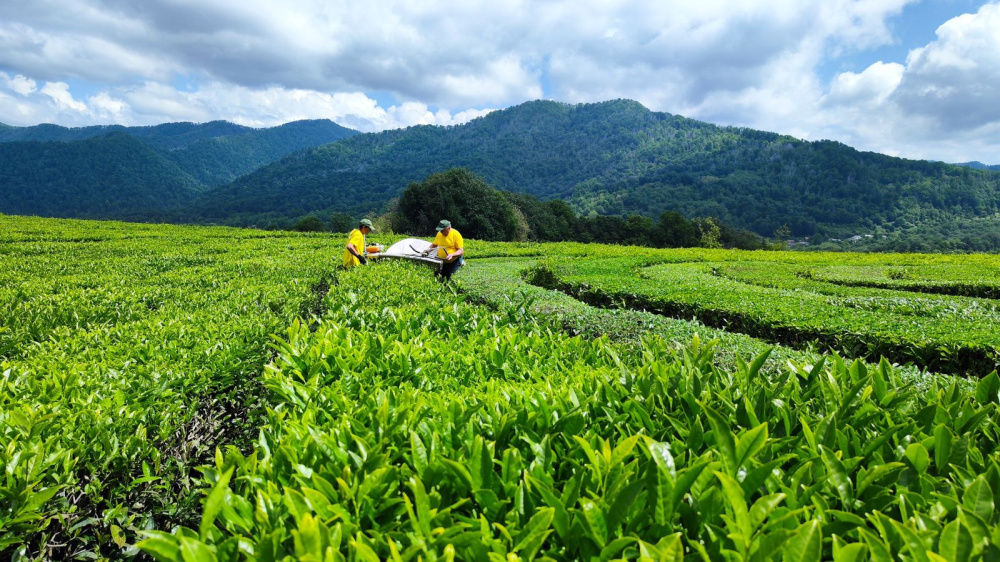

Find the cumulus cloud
[[0, 78, 495, 132], [2, 0, 1000, 162], [826, 61, 905, 106], [0, 19, 178, 84], [3, 73, 38, 95], [891, 3, 1000, 133], [88, 91, 130, 122], [811, 2, 1000, 161], [41, 81, 87, 112], [0, 0, 917, 109]]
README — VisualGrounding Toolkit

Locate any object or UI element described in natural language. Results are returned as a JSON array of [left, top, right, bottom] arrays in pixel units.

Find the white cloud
[[826, 61, 905, 106], [2, 0, 1000, 162], [119, 82, 211, 123], [0, 91, 32, 122], [891, 2, 1000, 133], [0, 0, 919, 109], [805, 2, 1000, 162], [40, 81, 87, 112], [88, 91, 130, 122], [381, 102, 495, 130], [0, 19, 178, 84], [0, 77, 494, 132], [438, 55, 542, 106], [3, 73, 38, 95]]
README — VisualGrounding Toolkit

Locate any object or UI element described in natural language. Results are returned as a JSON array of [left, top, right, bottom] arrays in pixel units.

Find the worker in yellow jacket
[[342, 219, 374, 269], [422, 219, 464, 281]]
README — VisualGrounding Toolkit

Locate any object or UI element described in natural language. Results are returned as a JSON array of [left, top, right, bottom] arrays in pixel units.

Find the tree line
[[292, 168, 768, 250]]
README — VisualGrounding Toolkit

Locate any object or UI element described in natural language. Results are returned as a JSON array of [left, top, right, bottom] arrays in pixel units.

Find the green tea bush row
[[804, 264, 1000, 299], [142, 261, 1000, 561], [525, 254, 1000, 376], [1, 216, 339, 558], [461, 258, 941, 388], [460, 257, 816, 375]]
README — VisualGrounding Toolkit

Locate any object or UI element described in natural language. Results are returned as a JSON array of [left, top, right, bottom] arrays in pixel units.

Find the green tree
[[773, 224, 791, 241], [622, 214, 654, 246], [329, 212, 356, 233], [653, 211, 700, 248], [293, 214, 326, 232], [696, 217, 723, 248], [397, 168, 522, 241]]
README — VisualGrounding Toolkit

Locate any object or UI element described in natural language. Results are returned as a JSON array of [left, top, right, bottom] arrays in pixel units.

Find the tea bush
[[141, 261, 1000, 561]]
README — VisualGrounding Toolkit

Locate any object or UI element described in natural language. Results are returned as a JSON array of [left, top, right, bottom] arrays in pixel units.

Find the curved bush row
[[523, 254, 1000, 376], [804, 264, 1000, 300], [141, 261, 1000, 561], [459, 257, 822, 376]]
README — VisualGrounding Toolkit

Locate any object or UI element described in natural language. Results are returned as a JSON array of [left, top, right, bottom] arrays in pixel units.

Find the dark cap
[[435, 219, 451, 231]]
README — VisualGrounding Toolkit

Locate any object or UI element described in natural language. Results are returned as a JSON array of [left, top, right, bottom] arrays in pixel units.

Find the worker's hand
[[357, 254, 368, 265], [442, 253, 450, 262]]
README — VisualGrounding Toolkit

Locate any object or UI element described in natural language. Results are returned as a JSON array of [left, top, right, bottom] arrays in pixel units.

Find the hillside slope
[[165, 120, 358, 186], [0, 120, 252, 146], [189, 100, 1000, 241], [0, 133, 202, 219], [957, 161, 1000, 172], [0, 119, 358, 218]]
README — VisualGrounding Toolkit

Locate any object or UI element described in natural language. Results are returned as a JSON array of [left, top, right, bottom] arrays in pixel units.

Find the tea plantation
[[2, 215, 999, 561]]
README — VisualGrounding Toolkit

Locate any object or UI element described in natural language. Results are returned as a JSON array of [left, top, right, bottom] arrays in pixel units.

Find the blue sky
[[822, 0, 982, 80], [2, 0, 999, 163]]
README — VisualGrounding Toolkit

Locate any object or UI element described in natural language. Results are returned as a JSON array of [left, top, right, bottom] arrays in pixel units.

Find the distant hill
[[0, 133, 202, 219], [955, 161, 1000, 172], [163, 120, 360, 186], [0, 119, 358, 219], [0, 120, 251, 146], [189, 100, 1000, 247]]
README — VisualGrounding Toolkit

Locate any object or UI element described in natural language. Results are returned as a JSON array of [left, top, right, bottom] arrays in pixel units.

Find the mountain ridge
[[955, 161, 1000, 171], [0, 132, 202, 219], [186, 99, 1000, 249], [4, 100, 1000, 251], [0, 119, 359, 219]]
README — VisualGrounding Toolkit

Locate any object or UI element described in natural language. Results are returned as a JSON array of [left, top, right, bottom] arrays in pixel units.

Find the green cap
[[435, 219, 451, 231], [359, 219, 375, 231]]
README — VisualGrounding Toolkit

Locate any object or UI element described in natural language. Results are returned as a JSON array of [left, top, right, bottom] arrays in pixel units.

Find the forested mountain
[[0, 133, 202, 219], [188, 99, 1000, 249], [0, 120, 251, 146], [957, 161, 1000, 172], [0, 119, 358, 219], [4, 101, 1000, 251], [164, 120, 358, 186]]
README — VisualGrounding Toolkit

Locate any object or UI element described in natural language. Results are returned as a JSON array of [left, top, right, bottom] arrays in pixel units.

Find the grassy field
[[2, 215, 999, 561]]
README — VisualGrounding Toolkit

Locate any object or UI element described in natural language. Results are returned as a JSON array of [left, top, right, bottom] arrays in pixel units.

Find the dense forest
[[0, 120, 251, 145], [290, 168, 766, 250], [185, 100, 1000, 251], [301, 167, 764, 249], [0, 120, 357, 219], [0, 133, 202, 219]]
